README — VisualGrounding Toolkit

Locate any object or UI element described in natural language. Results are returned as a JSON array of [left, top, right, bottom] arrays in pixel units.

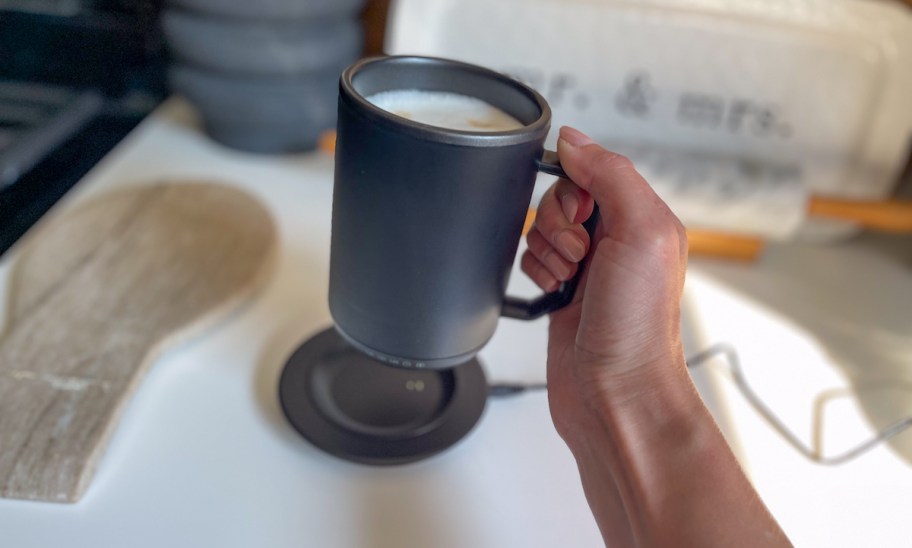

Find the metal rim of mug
[[339, 55, 553, 147]]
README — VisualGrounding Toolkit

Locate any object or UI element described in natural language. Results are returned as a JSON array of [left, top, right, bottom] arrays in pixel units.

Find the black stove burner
[[0, 82, 103, 189], [0, 5, 167, 256], [279, 327, 488, 465]]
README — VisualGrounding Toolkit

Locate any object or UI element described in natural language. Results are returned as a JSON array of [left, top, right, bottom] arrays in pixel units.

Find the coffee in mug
[[365, 90, 524, 132]]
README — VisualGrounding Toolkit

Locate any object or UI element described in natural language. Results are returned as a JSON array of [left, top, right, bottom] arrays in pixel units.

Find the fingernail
[[561, 193, 579, 223], [559, 126, 595, 148], [557, 230, 585, 262]]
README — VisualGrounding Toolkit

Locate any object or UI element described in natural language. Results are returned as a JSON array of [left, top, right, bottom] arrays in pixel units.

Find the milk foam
[[365, 90, 524, 132]]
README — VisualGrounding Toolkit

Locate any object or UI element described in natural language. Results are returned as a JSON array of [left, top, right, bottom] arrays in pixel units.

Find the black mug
[[329, 55, 597, 369]]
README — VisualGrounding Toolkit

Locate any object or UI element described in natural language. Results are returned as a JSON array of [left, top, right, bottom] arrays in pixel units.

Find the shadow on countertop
[[693, 231, 912, 464]]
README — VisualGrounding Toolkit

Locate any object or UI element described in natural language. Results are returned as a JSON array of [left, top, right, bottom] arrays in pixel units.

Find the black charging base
[[278, 327, 488, 465]]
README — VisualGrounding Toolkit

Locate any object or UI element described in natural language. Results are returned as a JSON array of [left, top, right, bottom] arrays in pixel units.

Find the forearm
[[564, 358, 790, 547]]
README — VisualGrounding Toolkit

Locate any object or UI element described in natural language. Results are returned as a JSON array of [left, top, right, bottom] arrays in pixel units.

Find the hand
[[522, 126, 688, 441], [522, 128, 789, 547]]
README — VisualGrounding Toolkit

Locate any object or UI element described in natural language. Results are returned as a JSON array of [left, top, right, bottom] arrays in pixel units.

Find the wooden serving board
[[0, 182, 276, 503]]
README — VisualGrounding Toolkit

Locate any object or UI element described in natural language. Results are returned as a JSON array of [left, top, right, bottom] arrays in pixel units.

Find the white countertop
[[684, 235, 912, 547], [1, 98, 910, 547]]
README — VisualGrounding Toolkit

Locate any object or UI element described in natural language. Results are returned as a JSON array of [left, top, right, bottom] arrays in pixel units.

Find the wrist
[[555, 348, 703, 454], [552, 352, 789, 547]]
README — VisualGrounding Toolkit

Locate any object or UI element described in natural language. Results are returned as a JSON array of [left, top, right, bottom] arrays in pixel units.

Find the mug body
[[329, 56, 553, 369]]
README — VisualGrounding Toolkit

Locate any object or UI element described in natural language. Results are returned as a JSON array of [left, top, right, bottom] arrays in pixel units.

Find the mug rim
[[340, 55, 552, 147]]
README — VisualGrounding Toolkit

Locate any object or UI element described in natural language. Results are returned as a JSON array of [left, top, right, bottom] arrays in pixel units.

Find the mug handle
[[501, 150, 600, 320]]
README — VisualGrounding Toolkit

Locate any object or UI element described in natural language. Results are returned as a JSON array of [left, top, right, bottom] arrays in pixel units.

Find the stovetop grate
[[0, 81, 102, 189]]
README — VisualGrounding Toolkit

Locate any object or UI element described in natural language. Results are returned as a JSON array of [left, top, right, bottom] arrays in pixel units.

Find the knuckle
[[677, 223, 688, 248], [639, 222, 684, 259], [673, 215, 686, 237], [592, 150, 635, 173], [538, 184, 559, 208], [555, 178, 578, 197], [521, 250, 536, 269], [527, 228, 551, 257], [535, 201, 563, 235], [661, 206, 686, 236], [523, 256, 556, 289]]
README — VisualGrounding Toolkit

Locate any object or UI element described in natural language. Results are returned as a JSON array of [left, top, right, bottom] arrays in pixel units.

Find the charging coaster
[[278, 327, 488, 465]]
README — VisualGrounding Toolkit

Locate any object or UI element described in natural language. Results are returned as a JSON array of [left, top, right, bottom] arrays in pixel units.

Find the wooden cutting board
[[0, 182, 276, 503]]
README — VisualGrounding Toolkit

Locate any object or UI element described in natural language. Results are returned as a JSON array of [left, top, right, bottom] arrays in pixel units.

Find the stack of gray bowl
[[163, 0, 364, 153]]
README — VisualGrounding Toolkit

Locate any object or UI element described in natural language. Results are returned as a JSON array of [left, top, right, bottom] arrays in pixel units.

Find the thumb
[[556, 127, 673, 242]]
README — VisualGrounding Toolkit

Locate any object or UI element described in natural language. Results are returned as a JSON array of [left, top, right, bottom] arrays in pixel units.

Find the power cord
[[489, 343, 912, 465], [488, 382, 547, 398]]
